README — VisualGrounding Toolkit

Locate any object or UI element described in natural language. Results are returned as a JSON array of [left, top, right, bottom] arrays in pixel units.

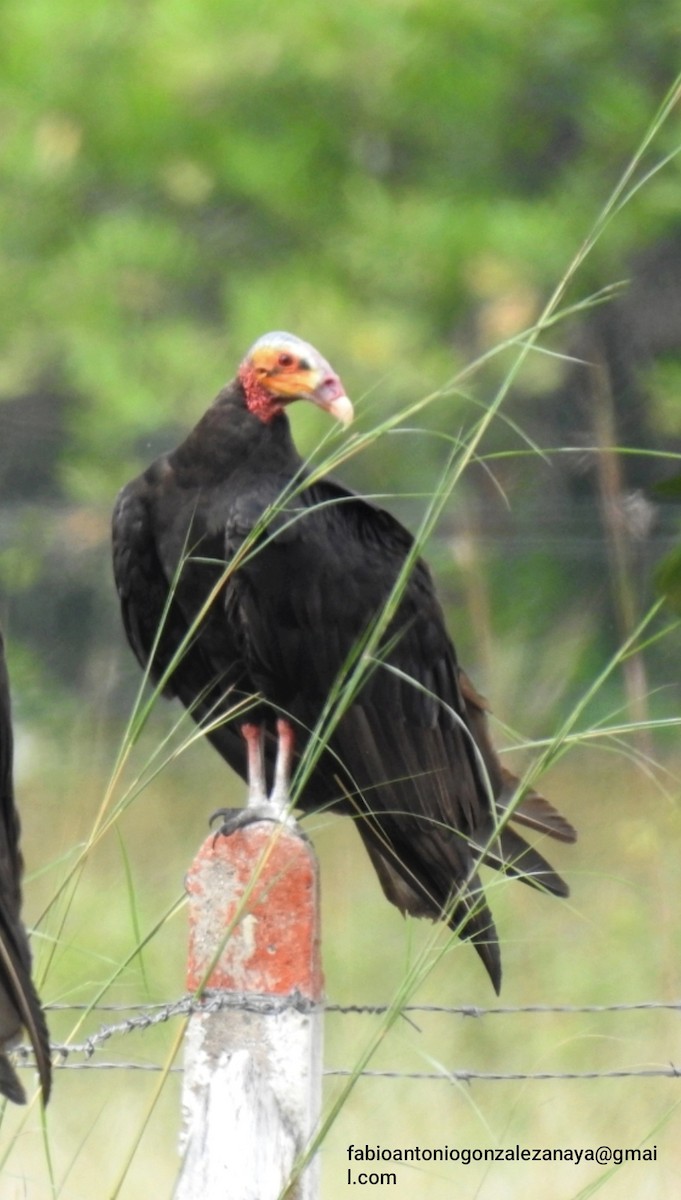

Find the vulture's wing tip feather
[[0, 1056, 26, 1105]]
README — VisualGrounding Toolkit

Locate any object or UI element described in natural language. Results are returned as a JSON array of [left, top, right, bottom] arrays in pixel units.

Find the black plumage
[[0, 630, 51, 1103], [112, 332, 575, 991]]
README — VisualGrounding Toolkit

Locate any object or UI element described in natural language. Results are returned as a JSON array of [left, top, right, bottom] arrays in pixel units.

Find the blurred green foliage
[[1, 0, 679, 441]]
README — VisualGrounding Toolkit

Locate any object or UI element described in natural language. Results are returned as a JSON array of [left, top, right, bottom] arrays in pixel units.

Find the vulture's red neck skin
[[238, 362, 284, 424]]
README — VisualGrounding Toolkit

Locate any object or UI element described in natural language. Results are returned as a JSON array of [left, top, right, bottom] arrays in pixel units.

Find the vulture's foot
[[211, 718, 298, 839]]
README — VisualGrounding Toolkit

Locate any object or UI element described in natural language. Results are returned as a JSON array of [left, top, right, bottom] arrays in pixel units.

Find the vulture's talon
[[210, 803, 293, 842], [209, 805, 239, 830]]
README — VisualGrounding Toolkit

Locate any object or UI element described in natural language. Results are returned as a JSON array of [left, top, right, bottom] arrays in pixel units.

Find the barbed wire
[[45, 995, 681, 1018], [329, 999, 681, 1017], [8, 994, 680, 1085], [20, 1062, 681, 1083]]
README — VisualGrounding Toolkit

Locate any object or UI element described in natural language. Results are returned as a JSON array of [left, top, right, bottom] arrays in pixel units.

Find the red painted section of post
[[185, 821, 324, 1000]]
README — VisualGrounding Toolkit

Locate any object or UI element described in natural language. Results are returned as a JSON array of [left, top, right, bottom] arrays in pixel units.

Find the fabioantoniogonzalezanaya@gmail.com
[[346, 1144, 657, 1166]]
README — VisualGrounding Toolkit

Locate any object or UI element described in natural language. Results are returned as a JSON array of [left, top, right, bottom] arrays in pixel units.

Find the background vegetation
[[0, 0, 679, 1196]]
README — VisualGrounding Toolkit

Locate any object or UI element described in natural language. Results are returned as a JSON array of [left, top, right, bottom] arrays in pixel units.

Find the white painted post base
[[174, 821, 324, 1200]]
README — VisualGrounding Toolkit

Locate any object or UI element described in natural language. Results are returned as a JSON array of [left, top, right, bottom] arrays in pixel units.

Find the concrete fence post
[[174, 820, 324, 1200]]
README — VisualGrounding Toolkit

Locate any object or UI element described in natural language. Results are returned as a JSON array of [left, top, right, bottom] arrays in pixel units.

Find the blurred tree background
[[0, 1, 680, 1197]]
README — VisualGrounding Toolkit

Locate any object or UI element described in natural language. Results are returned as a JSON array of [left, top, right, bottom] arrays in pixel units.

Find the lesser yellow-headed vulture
[[112, 332, 575, 991]]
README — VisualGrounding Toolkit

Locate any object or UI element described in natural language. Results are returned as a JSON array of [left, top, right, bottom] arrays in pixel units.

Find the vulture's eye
[[277, 352, 294, 368]]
